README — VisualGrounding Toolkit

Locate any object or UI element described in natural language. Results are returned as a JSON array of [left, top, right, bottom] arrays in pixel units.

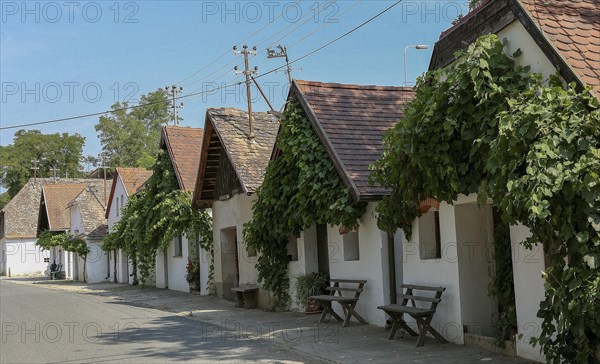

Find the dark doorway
[[316, 224, 329, 275]]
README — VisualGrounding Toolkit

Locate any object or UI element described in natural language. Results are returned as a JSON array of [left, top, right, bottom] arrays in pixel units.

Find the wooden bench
[[231, 285, 259, 309], [378, 284, 448, 347], [309, 279, 368, 327], [50, 263, 63, 280]]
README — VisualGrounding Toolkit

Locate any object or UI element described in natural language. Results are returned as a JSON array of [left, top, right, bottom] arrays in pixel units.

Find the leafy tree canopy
[[95, 89, 172, 169], [0, 129, 86, 208]]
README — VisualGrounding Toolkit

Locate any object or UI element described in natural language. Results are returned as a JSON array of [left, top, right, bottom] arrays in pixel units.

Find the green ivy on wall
[[103, 149, 214, 287], [370, 34, 600, 363], [244, 99, 366, 307]]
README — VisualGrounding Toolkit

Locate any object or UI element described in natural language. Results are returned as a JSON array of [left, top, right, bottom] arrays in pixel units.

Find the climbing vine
[[370, 34, 600, 362], [37, 230, 90, 282], [244, 99, 366, 307], [103, 149, 213, 287]]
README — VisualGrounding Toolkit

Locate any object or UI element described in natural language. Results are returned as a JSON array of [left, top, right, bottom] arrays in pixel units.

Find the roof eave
[[290, 81, 362, 202]]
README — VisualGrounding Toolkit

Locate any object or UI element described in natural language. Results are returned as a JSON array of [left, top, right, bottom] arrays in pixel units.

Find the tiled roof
[[431, 0, 599, 96], [291, 80, 415, 200], [105, 167, 151, 218], [520, 0, 600, 95], [118, 167, 152, 195], [68, 184, 111, 238], [162, 126, 203, 193], [42, 184, 88, 231], [209, 108, 279, 192]]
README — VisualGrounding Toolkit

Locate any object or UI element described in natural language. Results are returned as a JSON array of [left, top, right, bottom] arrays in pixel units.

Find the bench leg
[[414, 314, 447, 347], [387, 312, 418, 339]]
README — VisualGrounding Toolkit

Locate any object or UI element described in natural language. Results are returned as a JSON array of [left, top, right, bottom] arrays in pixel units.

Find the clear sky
[[1, 0, 468, 164]]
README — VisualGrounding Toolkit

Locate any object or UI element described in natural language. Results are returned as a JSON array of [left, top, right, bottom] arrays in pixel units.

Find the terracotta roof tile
[[205, 108, 279, 192], [162, 126, 203, 193], [293, 80, 415, 200], [520, 0, 599, 95], [42, 184, 88, 231], [117, 167, 152, 195], [68, 184, 111, 238]]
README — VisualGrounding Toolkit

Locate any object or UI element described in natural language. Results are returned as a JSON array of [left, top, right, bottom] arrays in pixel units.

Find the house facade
[[37, 180, 111, 281], [278, 80, 415, 323], [154, 125, 206, 293], [105, 167, 152, 284], [68, 184, 111, 283], [401, 0, 599, 362], [193, 108, 279, 306]]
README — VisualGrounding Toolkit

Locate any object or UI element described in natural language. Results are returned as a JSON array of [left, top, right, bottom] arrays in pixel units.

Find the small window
[[419, 210, 442, 259], [116, 197, 119, 216], [120, 195, 124, 209], [287, 238, 298, 262], [246, 245, 257, 258], [44, 257, 50, 263], [343, 231, 360, 261], [174, 235, 183, 257]]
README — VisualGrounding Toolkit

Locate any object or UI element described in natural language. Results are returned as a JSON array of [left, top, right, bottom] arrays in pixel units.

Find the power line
[[1, 0, 402, 132], [178, 0, 302, 86], [258, 0, 403, 80]]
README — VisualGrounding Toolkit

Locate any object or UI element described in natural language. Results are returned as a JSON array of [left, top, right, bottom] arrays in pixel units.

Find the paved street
[[0, 278, 534, 364], [0, 280, 311, 363]]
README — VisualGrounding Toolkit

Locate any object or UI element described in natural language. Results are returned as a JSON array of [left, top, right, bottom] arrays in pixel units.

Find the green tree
[[37, 231, 91, 283], [95, 89, 171, 169], [0, 130, 86, 208]]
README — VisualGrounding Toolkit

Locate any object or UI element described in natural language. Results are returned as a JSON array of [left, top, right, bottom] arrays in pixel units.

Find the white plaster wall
[[85, 240, 109, 283], [497, 21, 558, 83], [212, 194, 258, 299], [510, 224, 545, 363], [402, 201, 464, 344], [455, 203, 496, 337], [1, 238, 48, 276], [288, 225, 320, 311], [326, 203, 389, 327], [70, 205, 83, 235], [107, 177, 128, 230], [165, 235, 190, 293], [199, 247, 210, 295], [155, 250, 168, 289]]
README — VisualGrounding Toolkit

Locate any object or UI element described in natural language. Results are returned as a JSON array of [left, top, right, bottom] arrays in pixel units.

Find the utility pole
[[49, 164, 59, 181], [101, 155, 107, 207], [165, 85, 183, 125], [31, 159, 39, 179], [267, 45, 296, 84], [234, 45, 258, 139]]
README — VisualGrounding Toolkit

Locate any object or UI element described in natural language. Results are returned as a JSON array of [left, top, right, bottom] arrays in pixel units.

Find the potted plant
[[185, 259, 200, 291], [294, 272, 329, 313]]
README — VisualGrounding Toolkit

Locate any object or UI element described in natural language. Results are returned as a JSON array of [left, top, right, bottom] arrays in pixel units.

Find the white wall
[[212, 194, 257, 300], [107, 177, 128, 230], [403, 201, 464, 343], [288, 225, 321, 311], [155, 250, 168, 288], [84, 240, 109, 283], [497, 21, 558, 83], [455, 203, 496, 337], [510, 224, 545, 363], [165, 235, 190, 293], [1, 238, 48, 276], [326, 203, 390, 326]]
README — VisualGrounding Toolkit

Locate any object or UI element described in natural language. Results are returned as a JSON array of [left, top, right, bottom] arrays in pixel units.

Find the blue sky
[[1, 0, 468, 165]]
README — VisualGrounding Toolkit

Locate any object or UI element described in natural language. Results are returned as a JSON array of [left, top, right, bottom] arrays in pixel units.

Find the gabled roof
[[1, 178, 105, 239], [68, 184, 111, 239], [193, 108, 279, 207], [289, 80, 415, 201], [40, 184, 88, 231], [161, 126, 203, 193], [105, 167, 152, 218], [429, 0, 599, 96]]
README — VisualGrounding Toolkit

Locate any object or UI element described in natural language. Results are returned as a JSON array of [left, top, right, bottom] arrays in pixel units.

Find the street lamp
[[404, 45, 429, 86]]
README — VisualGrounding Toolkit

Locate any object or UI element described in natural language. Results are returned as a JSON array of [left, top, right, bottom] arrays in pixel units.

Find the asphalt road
[[0, 280, 311, 363]]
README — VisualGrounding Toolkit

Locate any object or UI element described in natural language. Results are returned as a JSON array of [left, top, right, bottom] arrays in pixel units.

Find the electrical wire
[[1, 0, 403, 131]]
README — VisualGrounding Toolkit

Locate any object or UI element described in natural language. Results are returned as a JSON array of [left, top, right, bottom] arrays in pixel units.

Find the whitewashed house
[[105, 167, 152, 284], [192, 108, 279, 306], [401, 0, 599, 362], [154, 125, 206, 293], [67, 184, 111, 283], [276, 80, 414, 322], [1, 179, 52, 276], [37, 181, 110, 281]]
